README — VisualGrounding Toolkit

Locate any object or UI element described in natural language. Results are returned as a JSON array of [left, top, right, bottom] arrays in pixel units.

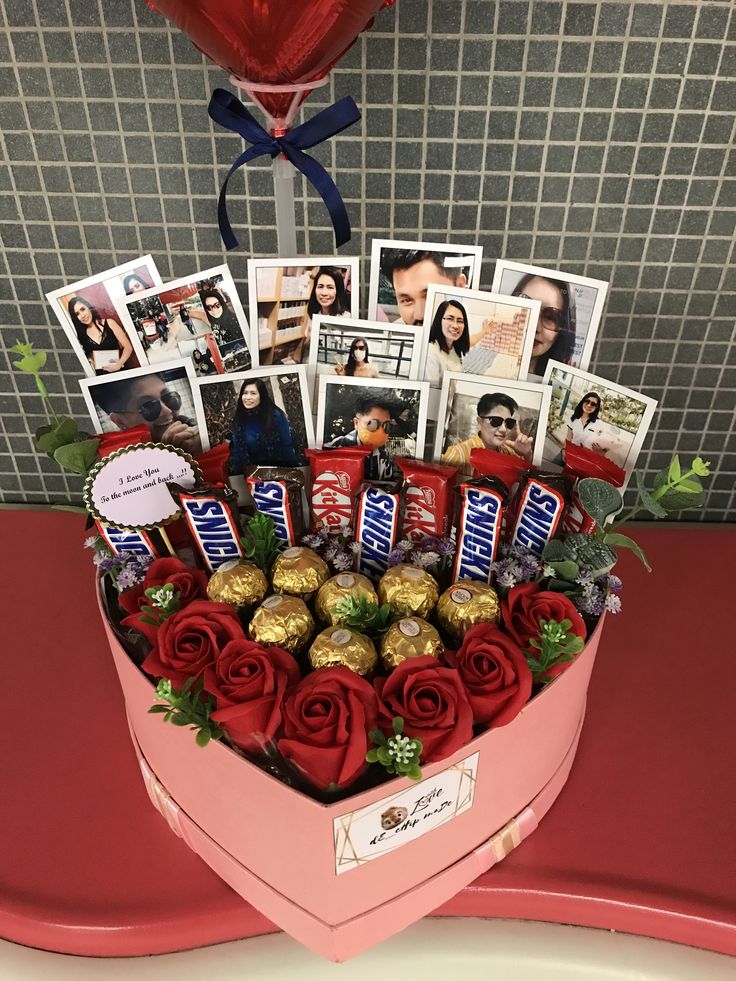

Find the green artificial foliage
[[149, 677, 224, 748], [334, 595, 393, 639], [241, 513, 281, 573], [366, 717, 423, 781], [138, 583, 182, 627], [526, 618, 585, 685]]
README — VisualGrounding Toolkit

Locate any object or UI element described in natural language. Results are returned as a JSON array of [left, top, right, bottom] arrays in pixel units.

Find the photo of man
[[434, 373, 550, 476], [318, 378, 429, 482], [368, 240, 483, 326], [80, 363, 203, 456]]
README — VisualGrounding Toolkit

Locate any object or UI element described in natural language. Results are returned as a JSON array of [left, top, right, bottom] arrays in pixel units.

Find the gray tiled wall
[[0, 0, 734, 518]]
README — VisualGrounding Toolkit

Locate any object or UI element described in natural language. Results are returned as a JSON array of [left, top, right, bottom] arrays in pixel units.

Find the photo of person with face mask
[[334, 337, 380, 378], [319, 380, 429, 482], [369, 241, 482, 325]]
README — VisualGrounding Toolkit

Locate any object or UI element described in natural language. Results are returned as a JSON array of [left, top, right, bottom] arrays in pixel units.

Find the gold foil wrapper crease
[[377, 563, 439, 619], [380, 617, 444, 669], [436, 581, 500, 645], [248, 595, 315, 654], [271, 546, 329, 598], [315, 572, 378, 625], [206, 560, 269, 609], [308, 627, 378, 676]]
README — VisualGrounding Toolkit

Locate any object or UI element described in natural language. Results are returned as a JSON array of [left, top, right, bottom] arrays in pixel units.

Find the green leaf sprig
[[526, 618, 584, 686], [334, 595, 393, 639], [138, 583, 182, 627], [241, 512, 281, 573], [10, 341, 99, 475], [149, 677, 224, 748], [366, 717, 423, 781]]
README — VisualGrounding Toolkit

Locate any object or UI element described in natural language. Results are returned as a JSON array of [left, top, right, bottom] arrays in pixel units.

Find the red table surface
[[1, 510, 734, 957]]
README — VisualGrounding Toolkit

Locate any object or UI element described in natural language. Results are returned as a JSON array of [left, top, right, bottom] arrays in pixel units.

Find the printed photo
[[115, 264, 252, 376], [422, 285, 538, 390], [307, 316, 423, 395], [46, 255, 163, 377], [491, 260, 609, 381], [247, 258, 359, 367], [542, 362, 657, 486], [368, 239, 483, 326], [198, 365, 315, 472], [317, 376, 430, 482], [434, 373, 551, 476], [79, 360, 204, 457]]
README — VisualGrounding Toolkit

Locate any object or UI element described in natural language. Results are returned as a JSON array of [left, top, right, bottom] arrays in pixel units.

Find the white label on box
[[333, 752, 479, 875]]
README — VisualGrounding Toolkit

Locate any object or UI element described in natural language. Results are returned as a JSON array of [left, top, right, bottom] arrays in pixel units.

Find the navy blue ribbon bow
[[208, 87, 361, 250]]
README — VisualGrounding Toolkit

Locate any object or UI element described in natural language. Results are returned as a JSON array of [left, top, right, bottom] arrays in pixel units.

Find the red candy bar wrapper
[[96, 425, 151, 458], [562, 444, 626, 533], [509, 469, 570, 556], [354, 481, 401, 580], [395, 458, 458, 541], [171, 482, 245, 573], [195, 442, 231, 487], [306, 447, 371, 531], [246, 466, 305, 547], [469, 448, 529, 539], [453, 476, 508, 584]]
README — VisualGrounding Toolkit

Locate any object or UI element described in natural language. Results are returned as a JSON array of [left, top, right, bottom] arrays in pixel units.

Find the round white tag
[[399, 618, 420, 637], [336, 573, 355, 588], [283, 547, 303, 558], [402, 567, 423, 580], [451, 587, 471, 604], [263, 595, 284, 609], [218, 559, 242, 573], [331, 629, 352, 645]]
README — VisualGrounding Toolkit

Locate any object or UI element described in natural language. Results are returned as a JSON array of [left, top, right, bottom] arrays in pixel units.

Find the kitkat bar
[[563, 443, 626, 533], [509, 469, 570, 556], [306, 447, 371, 530], [395, 458, 457, 540]]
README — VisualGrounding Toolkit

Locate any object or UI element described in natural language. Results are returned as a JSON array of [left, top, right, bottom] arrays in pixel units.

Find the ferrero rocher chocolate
[[314, 572, 378, 626], [271, 546, 329, 600], [248, 593, 315, 654], [380, 617, 443, 670], [436, 581, 500, 646], [308, 626, 377, 677], [377, 563, 439, 619], [206, 558, 268, 610]]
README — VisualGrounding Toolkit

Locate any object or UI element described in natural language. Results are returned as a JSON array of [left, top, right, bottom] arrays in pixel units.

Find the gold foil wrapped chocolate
[[271, 546, 329, 600], [248, 593, 315, 655], [436, 581, 500, 646], [314, 572, 378, 626], [377, 563, 439, 619], [308, 627, 377, 677], [206, 559, 268, 610], [380, 617, 443, 670]]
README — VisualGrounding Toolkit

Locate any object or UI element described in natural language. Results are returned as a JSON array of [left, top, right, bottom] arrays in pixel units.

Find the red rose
[[141, 601, 244, 688], [450, 623, 532, 727], [120, 558, 209, 643], [204, 640, 300, 753], [501, 583, 587, 679], [374, 656, 474, 765], [277, 667, 379, 790]]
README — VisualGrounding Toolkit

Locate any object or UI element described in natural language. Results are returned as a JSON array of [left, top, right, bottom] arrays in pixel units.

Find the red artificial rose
[[120, 558, 209, 643], [374, 656, 474, 765], [141, 601, 244, 688], [277, 667, 379, 790], [204, 640, 300, 753], [450, 623, 532, 728], [501, 583, 587, 680]]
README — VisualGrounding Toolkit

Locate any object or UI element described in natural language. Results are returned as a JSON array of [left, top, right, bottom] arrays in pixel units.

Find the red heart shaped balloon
[[148, 0, 395, 119]]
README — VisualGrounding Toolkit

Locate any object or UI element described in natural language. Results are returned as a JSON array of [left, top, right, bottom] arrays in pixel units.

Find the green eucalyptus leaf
[[635, 471, 668, 518], [577, 478, 623, 526], [53, 438, 100, 474], [541, 539, 568, 563], [548, 560, 579, 581], [652, 471, 706, 512], [603, 531, 652, 572]]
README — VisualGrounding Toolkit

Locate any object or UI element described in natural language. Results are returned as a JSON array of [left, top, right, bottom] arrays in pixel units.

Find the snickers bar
[[96, 520, 157, 558], [247, 467, 304, 547], [510, 471, 568, 555], [355, 483, 400, 580], [453, 478, 507, 584], [175, 484, 244, 572]]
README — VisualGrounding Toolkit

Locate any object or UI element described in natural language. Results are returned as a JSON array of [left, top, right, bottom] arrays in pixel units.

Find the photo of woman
[[511, 273, 576, 379], [248, 258, 359, 367], [197, 366, 314, 474], [67, 294, 134, 375], [229, 378, 298, 472], [542, 362, 657, 487], [492, 260, 609, 380], [188, 287, 243, 347], [425, 299, 470, 387], [335, 337, 380, 379], [46, 255, 162, 378]]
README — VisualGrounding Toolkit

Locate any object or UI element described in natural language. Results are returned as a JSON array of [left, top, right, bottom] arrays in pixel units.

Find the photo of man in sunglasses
[[324, 394, 397, 481], [91, 369, 202, 456], [441, 391, 533, 474]]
